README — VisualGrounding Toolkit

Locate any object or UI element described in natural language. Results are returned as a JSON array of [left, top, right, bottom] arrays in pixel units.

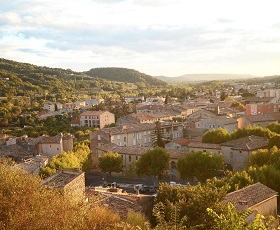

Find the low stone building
[[43, 169, 85, 202], [223, 182, 278, 227]]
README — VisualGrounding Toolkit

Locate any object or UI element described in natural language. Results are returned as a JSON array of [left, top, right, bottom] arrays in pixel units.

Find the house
[[86, 189, 155, 219], [244, 96, 278, 104], [13, 155, 49, 174], [90, 123, 155, 167], [79, 110, 115, 129], [187, 142, 222, 155], [43, 102, 63, 112], [246, 103, 280, 115], [195, 117, 238, 133], [186, 109, 218, 121], [165, 138, 193, 150], [223, 182, 278, 226], [220, 135, 269, 171], [43, 169, 85, 202], [96, 143, 187, 180], [70, 117, 80, 127], [85, 98, 104, 106], [238, 114, 278, 128]]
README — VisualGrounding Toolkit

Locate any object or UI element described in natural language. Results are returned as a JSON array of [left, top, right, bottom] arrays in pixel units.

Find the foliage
[[40, 141, 92, 177], [268, 135, 280, 149], [202, 128, 231, 144], [153, 182, 229, 229], [177, 151, 225, 182], [207, 203, 276, 230], [250, 146, 280, 168], [231, 125, 276, 140], [267, 122, 280, 134], [135, 147, 170, 182], [151, 121, 166, 148], [230, 101, 245, 109], [0, 162, 126, 229], [98, 151, 123, 176], [86, 67, 168, 87]]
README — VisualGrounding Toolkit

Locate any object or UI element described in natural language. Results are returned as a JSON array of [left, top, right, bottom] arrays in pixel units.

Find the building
[[43, 169, 85, 202], [43, 102, 63, 112], [223, 182, 278, 227], [187, 142, 222, 155], [13, 155, 49, 174], [244, 97, 278, 105], [195, 117, 238, 133], [246, 103, 280, 115], [165, 138, 192, 150], [79, 110, 115, 129], [220, 135, 269, 171], [238, 114, 278, 128]]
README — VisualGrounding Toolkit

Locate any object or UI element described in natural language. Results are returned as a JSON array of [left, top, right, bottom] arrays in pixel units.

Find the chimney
[[237, 200, 249, 211]]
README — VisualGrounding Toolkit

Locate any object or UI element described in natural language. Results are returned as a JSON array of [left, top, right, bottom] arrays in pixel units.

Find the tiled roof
[[70, 117, 80, 124], [242, 114, 278, 122], [101, 123, 155, 135], [198, 116, 238, 125], [245, 97, 275, 102], [43, 170, 83, 188], [223, 182, 278, 207], [131, 113, 156, 121], [80, 110, 107, 116], [38, 133, 63, 144], [221, 135, 269, 150], [0, 144, 34, 158], [172, 138, 193, 146], [188, 142, 221, 150]]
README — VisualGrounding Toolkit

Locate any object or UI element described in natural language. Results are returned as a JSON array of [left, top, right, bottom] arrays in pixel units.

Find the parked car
[[104, 182, 119, 188], [134, 184, 149, 193]]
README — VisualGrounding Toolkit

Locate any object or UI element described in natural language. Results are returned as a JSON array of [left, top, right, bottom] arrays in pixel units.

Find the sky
[[1, 0, 280, 77]]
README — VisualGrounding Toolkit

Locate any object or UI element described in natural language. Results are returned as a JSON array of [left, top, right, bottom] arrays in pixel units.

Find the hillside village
[[1, 59, 280, 228]]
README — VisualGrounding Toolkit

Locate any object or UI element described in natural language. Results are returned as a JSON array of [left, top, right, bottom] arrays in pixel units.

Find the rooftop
[[223, 182, 278, 207], [43, 170, 83, 188], [221, 135, 269, 151], [188, 142, 221, 150]]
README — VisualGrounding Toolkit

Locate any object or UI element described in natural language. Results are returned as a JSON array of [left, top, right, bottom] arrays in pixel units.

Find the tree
[[151, 121, 166, 148], [98, 151, 123, 176], [202, 128, 231, 144], [207, 203, 275, 230], [267, 122, 280, 134], [268, 135, 280, 149], [153, 182, 229, 229], [177, 151, 224, 182], [250, 146, 280, 168], [136, 147, 170, 185], [230, 125, 276, 140], [220, 91, 227, 101]]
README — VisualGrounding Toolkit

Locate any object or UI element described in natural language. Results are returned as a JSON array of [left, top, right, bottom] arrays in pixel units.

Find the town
[[1, 58, 280, 229]]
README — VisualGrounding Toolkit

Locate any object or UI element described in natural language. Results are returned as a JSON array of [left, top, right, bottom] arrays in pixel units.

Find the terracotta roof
[[221, 135, 269, 150], [38, 133, 63, 144], [223, 182, 278, 207], [197, 116, 238, 125], [188, 142, 221, 150], [172, 138, 193, 146], [245, 97, 276, 103], [70, 117, 80, 125]]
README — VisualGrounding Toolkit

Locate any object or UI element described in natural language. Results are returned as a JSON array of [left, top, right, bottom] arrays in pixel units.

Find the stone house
[[187, 142, 222, 155], [79, 110, 115, 129], [43, 102, 63, 112], [223, 182, 278, 227], [220, 135, 269, 171], [195, 116, 238, 133], [43, 169, 85, 202], [238, 114, 278, 128], [165, 138, 192, 150]]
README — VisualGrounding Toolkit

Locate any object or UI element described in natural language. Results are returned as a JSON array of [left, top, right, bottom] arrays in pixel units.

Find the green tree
[[98, 151, 123, 176], [268, 135, 280, 149], [151, 121, 166, 148], [136, 147, 170, 185], [231, 125, 275, 140], [207, 203, 275, 230], [153, 182, 229, 229], [267, 122, 280, 134], [202, 128, 231, 144], [177, 151, 224, 182]]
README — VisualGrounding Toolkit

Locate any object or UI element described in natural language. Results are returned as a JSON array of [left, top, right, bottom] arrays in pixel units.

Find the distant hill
[[154, 74, 261, 83], [85, 67, 168, 87]]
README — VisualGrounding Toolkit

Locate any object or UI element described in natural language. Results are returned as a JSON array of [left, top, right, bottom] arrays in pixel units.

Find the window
[[136, 156, 138, 160], [111, 135, 114, 141], [133, 140, 136, 145], [230, 152, 233, 158], [124, 136, 126, 142], [144, 137, 146, 143], [144, 131, 146, 136], [148, 131, 150, 134], [57, 148, 59, 150], [117, 135, 120, 140], [148, 137, 151, 143], [129, 156, 131, 162]]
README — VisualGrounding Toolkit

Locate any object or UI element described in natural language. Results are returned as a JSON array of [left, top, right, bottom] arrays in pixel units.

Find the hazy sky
[[1, 0, 280, 77]]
